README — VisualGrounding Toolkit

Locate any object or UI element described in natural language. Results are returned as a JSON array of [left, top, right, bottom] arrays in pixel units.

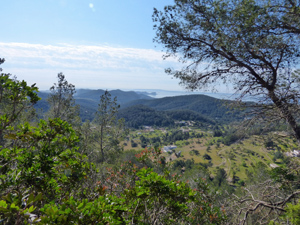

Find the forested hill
[[35, 90, 245, 123], [35, 89, 153, 120], [121, 94, 245, 123], [117, 105, 216, 128]]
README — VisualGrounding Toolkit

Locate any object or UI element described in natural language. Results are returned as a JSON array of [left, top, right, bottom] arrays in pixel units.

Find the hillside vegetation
[[2, 71, 300, 224], [122, 94, 246, 123], [117, 105, 216, 128], [36, 90, 246, 124]]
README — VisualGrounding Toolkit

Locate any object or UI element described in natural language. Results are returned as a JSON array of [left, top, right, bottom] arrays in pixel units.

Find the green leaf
[[0, 200, 8, 208]]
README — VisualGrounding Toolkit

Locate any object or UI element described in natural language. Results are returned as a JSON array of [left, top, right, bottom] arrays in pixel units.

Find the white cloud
[[0, 42, 176, 70], [0, 42, 181, 90]]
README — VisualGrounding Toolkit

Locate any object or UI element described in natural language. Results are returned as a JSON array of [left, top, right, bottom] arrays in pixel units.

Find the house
[[286, 150, 300, 157], [292, 150, 300, 157], [163, 145, 177, 153], [180, 128, 190, 133], [270, 163, 280, 169]]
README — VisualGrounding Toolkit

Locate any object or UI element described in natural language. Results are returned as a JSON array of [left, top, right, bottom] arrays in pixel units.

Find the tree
[[1, 119, 92, 202], [1, 69, 227, 224], [0, 72, 95, 224], [213, 168, 227, 187], [203, 153, 211, 160], [140, 135, 149, 148], [124, 167, 226, 224], [0, 59, 40, 146], [153, 0, 300, 141], [262, 0, 300, 35], [46, 73, 80, 127], [93, 90, 127, 163], [281, 199, 300, 224]]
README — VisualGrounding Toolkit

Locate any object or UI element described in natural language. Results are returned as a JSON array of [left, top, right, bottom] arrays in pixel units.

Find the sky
[[1, 0, 196, 91]]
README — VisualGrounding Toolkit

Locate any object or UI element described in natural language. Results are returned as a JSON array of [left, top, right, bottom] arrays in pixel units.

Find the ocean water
[[132, 89, 258, 102]]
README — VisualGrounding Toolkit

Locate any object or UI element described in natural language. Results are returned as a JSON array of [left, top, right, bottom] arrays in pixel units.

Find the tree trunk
[[268, 90, 300, 142], [100, 124, 104, 163], [0, 130, 3, 147]]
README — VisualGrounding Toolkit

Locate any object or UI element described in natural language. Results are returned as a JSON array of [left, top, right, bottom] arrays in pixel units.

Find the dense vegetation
[[2, 51, 300, 225], [2, 61, 300, 224], [117, 105, 215, 128], [35, 88, 245, 125], [35, 89, 153, 121], [122, 95, 245, 123], [2, 0, 300, 223], [0, 70, 228, 224]]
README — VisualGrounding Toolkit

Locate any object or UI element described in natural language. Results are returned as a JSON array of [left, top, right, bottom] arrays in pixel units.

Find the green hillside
[[122, 94, 245, 123], [35, 91, 246, 123], [34, 89, 154, 121], [118, 105, 174, 128], [118, 105, 216, 128]]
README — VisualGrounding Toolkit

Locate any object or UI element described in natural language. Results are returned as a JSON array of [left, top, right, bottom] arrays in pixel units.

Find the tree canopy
[[92, 90, 127, 163], [153, 0, 300, 141], [0, 60, 40, 146], [46, 73, 80, 127]]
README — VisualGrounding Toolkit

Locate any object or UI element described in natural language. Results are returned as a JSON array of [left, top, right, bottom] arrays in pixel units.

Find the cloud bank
[[0, 42, 181, 90]]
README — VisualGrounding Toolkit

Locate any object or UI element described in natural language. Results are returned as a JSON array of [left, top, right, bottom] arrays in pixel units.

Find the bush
[[203, 153, 212, 160]]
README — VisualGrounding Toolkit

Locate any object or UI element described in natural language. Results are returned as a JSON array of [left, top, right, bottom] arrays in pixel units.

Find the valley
[[34, 88, 297, 186], [123, 124, 297, 185]]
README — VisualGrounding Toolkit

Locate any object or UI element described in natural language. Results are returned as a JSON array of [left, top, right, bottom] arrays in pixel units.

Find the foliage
[[140, 135, 149, 148], [163, 130, 190, 143], [4, 61, 285, 224], [46, 73, 80, 127], [221, 130, 242, 146], [281, 200, 300, 225], [0, 71, 232, 224], [0, 70, 40, 146], [203, 153, 212, 160], [125, 167, 193, 224], [118, 104, 175, 128], [131, 139, 138, 148], [153, 0, 300, 141], [188, 178, 227, 224], [0, 192, 42, 224], [0, 118, 93, 202], [172, 159, 194, 171], [213, 168, 227, 187], [189, 149, 200, 156], [92, 90, 128, 163], [39, 195, 127, 224], [121, 95, 244, 125]]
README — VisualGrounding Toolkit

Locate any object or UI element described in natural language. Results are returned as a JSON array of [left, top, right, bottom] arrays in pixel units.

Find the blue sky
[[1, 0, 185, 91], [0, 0, 231, 93]]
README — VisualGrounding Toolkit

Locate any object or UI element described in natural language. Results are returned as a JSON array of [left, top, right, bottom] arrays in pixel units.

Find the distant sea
[[131, 89, 258, 102]]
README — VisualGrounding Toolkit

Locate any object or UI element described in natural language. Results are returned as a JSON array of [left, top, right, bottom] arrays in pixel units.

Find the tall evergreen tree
[[46, 73, 80, 127], [93, 90, 127, 163]]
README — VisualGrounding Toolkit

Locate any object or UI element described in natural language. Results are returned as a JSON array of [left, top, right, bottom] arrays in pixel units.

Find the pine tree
[[46, 73, 80, 127], [92, 90, 128, 163]]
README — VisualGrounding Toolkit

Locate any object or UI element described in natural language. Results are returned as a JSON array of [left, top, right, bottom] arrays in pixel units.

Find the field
[[122, 127, 298, 182]]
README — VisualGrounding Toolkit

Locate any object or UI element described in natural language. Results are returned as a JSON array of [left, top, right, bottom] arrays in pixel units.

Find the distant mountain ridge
[[35, 89, 245, 124], [75, 89, 153, 104], [35, 88, 154, 121]]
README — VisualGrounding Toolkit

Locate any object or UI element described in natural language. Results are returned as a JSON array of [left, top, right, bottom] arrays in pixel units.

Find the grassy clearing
[[122, 128, 295, 180]]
